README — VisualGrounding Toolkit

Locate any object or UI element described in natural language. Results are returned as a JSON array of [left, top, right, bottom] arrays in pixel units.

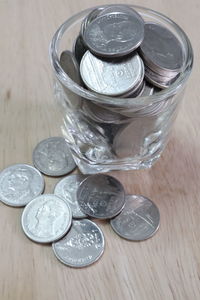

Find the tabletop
[[0, 0, 199, 299]]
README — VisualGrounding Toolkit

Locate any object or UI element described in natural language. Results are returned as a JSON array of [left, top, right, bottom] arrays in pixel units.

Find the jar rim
[[49, 4, 193, 108]]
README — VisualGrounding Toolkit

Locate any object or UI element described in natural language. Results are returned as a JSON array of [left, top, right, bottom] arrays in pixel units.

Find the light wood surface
[[0, 1, 199, 299]]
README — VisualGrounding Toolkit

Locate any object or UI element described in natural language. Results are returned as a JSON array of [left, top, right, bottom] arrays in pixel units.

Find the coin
[[83, 100, 124, 123], [80, 51, 144, 96], [82, 11, 144, 57], [21, 194, 72, 243], [113, 118, 158, 158], [110, 194, 160, 240], [72, 35, 87, 65], [0, 164, 44, 207], [60, 50, 83, 108], [145, 65, 179, 89], [140, 23, 184, 76], [52, 219, 105, 267], [80, 7, 106, 38], [60, 50, 81, 84], [33, 137, 76, 176], [54, 174, 88, 219], [98, 4, 141, 17], [122, 79, 145, 98], [140, 81, 154, 97], [77, 174, 125, 219]]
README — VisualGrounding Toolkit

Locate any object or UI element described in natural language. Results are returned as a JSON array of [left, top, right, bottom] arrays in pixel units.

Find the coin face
[[54, 175, 88, 219], [83, 11, 144, 57], [0, 164, 44, 207], [110, 195, 160, 241], [80, 7, 106, 37], [52, 219, 105, 267], [21, 194, 72, 243], [80, 51, 144, 96], [33, 137, 76, 176], [77, 174, 125, 219], [140, 23, 184, 75]]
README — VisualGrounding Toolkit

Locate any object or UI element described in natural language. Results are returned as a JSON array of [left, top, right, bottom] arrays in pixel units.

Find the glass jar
[[49, 5, 193, 174]]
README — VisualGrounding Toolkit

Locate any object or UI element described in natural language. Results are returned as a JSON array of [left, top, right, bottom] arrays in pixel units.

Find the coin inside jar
[[72, 35, 87, 64], [140, 23, 184, 77], [80, 50, 144, 96], [82, 100, 124, 123], [82, 10, 144, 57], [98, 4, 142, 18]]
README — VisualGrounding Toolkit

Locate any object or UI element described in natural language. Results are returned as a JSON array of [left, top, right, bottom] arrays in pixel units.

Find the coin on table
[[21, 194, 72, 243], [77, 174, 125, 219], [82, 11, 144, 57], [33, 137, 76, 176], [110, 194, 160, 241], [80, 50, 144, 96], [54, 174, 88, 219], [140, 23, 184, 76], [52, 219, 105, 267], [0, 164, 44, 207]]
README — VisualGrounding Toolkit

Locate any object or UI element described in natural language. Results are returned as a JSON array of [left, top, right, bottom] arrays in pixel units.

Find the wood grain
[[0, 0, 199, 299]]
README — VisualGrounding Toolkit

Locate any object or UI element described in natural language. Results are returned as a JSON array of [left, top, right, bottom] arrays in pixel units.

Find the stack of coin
[[140, 23, 184, 89], [70, 5, 184, 95]]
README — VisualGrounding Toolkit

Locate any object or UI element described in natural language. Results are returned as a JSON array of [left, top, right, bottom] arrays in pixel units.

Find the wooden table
[[0, 1, 199, 299]]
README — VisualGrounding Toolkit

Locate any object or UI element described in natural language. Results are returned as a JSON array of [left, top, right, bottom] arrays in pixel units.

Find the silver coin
[[110, 195, 160, 240], [33, 137, 76, 176], [80, 51, 144, 96], [140, 81, 154, 97], [0, 164, 44, 207], [21, 194, 72, 243], [122, 80, 145, 98], [140, 23, 184, 75], [54, 175, 88, 219], [83, 100, 124, 123], [60, 50, 83, 108], [77, 174, 125, 219], [52, 219, 104, 267], [80, 7, 106, 37], [83, 11, 144, 57], [113, 118, 157, 158], [60, 50, 81, 84], [72, 35, 87, 65], [145, 65, 179, 89], [98, 4, 140, 17]]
